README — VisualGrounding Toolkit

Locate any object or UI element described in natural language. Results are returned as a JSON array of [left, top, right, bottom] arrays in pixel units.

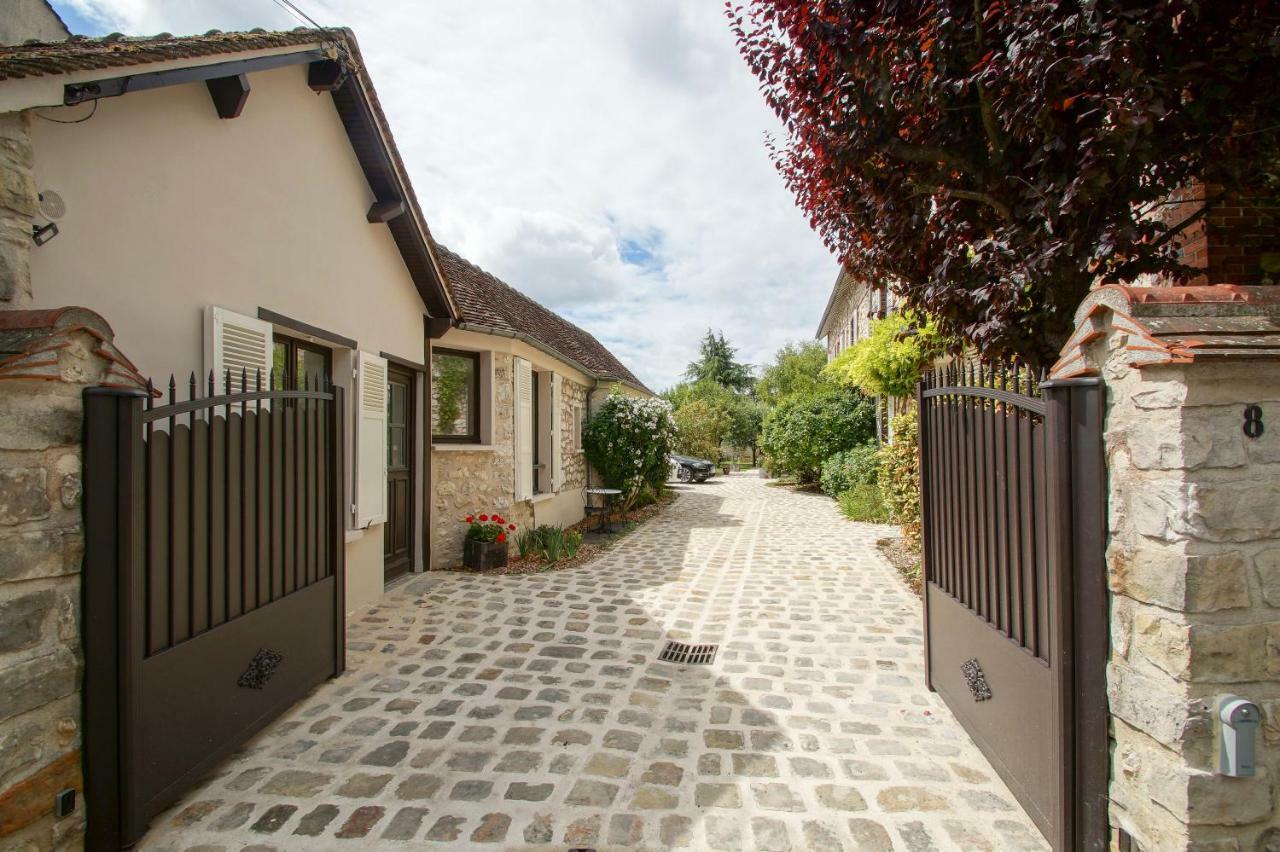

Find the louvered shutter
[[514, 357, 533, 501], [356, 351, 388, 527], [550, 373, 562, 492], [206, 306, 272, 391]]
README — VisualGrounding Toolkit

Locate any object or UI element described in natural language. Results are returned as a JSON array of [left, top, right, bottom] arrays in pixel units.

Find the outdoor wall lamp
[[31, 222, 59, 246]]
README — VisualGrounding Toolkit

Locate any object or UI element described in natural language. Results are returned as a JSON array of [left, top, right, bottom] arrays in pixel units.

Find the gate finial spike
[[224, 368, 232, 395], [167, 375, 176, 404], [189, 372, 197, 399], [255, 368, 262, 392], [240, 367, 247, 393]]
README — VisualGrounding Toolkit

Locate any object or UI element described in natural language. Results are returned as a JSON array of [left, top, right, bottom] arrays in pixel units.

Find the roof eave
[[454, 320, 652, 396]]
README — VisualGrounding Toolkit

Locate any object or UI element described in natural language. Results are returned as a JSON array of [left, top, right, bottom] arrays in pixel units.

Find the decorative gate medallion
[[960, 658, 992, 702], [237, 648, 283, 689]]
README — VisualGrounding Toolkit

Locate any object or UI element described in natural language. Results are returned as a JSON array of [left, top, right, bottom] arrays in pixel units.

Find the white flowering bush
[[583, 393, 678, 511]]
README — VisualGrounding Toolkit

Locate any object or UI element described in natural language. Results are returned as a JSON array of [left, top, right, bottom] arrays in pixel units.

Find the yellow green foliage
[[824, 311, 948, 398]]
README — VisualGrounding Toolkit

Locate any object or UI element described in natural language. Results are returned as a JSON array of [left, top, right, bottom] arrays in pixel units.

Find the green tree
[[759, 389, 876, 483], [724, 394, 765, 465], [686, 330, 753, 392], [673, 399, 730, 461], [756, 340, 829, 407]]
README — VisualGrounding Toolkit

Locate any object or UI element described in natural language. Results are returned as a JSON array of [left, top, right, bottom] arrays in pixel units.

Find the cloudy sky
[[51, 1, 836, 391]]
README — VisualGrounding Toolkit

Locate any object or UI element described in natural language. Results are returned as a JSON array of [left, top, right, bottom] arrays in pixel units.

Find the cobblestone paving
[[141, 474, 1047, 851]]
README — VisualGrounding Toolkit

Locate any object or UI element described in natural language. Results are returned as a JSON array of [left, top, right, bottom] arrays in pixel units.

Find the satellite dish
[[38, 190, 66, 221]]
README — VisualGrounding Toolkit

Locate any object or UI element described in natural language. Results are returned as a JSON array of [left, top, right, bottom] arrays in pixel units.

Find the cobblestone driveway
[[142, 474, 1046, 851]]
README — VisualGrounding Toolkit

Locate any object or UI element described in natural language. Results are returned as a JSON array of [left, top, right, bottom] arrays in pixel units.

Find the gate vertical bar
[[917, 378, 932, 690], [1065, 379, 1109, 850], [83, 387, 148, 850], [330, 384, 347, 675], [1042, 380, 1077, 852]]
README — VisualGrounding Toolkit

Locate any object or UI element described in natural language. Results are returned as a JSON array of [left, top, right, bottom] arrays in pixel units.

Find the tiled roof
[[0, 27, 457, 320], [0, 29, 325, 80], [435, 246, 652, 394], [1051, 284, 1280, 378]]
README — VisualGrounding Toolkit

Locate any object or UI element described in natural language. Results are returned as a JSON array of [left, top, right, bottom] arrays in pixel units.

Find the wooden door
[[384, 366, 414, 581]]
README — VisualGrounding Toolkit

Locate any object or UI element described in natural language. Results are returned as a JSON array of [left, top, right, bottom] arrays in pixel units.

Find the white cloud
[[51, 0, 836, 390]]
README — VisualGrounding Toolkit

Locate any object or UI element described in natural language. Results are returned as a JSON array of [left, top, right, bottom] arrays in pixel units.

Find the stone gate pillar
[[0, 308, 146, 850], [1053, 285, 1280, 849]]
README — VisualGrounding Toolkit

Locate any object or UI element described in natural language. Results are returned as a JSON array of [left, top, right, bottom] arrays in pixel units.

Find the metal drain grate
[[659, 640, 718, 665]]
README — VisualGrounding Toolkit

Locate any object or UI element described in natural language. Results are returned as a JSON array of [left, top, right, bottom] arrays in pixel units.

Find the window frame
[[272, 333, 332, 391], [431, 347, 482, 444]]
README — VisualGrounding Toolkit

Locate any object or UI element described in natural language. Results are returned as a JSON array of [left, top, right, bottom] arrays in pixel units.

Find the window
[[531, 370, 543, 493], [432, 348, 480, 443], [271, 334, 331, 390], [531, 369, 557, 494]]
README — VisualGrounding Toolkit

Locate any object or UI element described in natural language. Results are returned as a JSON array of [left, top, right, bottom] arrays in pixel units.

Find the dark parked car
[[670, 454, 715, 483]]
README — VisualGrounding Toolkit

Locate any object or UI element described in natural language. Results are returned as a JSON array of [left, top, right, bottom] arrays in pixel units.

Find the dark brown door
[[384, 366, 414, 582]]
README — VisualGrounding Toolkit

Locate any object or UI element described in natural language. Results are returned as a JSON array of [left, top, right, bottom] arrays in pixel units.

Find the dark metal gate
[[82, 374, 345, 849], [917, 366, 1108, 851]]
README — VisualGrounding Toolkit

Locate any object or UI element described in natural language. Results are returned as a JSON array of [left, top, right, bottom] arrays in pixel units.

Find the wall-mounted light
[[32, 190, 65, 246], [32, 222, 58, 246]]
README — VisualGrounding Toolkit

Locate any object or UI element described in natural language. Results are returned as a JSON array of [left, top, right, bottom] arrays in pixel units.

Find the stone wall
[[0, 111, 36, 306], [1055, 286, 1280, 849], [0, 310, 146, 850], [560, 376, 588, 491], [431, 354, 595, 566]]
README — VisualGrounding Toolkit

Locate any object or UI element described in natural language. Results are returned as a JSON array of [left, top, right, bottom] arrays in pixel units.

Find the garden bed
[[877, 535, 922, 595], [438, 491, 679, 576]]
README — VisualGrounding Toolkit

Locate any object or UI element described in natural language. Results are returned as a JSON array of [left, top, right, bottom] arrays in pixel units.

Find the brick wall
[[1156, 180, 1278, 287]]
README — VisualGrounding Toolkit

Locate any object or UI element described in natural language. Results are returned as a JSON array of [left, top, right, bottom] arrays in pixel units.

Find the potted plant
[[463, 512, 515, 570], [721, 460, 733, 475]]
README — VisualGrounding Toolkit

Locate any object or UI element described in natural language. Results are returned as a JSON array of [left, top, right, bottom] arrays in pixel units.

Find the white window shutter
[[550, 373, 562, 491], [514, 357, 533, 501], [206, 306, 272, 391], [356, 351, 388, 527]]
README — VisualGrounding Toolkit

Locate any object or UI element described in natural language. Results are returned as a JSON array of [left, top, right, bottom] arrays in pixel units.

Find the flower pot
[[464, 537, 508, 570]]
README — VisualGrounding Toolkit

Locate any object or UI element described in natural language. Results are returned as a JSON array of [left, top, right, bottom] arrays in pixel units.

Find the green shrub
[[759, 389, 876, 483], [516, 524, 584, 563], [515, 526, 541, 559], [820, 442, 881, 496], [584, 393, 678, 511], [878, 410, 921, 547], [837, 482, 892, 523]]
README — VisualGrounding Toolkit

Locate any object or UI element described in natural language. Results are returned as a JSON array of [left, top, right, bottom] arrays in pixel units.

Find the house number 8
[[1244, 405, 1265, 439]]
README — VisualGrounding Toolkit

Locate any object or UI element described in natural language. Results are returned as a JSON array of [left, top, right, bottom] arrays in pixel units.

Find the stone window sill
[[528, 493, 556, 504], [432, 443, 494, 452]]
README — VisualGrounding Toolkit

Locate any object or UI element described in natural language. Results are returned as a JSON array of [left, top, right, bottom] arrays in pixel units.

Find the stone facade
[[430, 352, 592, 566], [560, 375, 588, 492], [0, 309, 146, 850], [1054, 286, 1280, 849], [0, 111, 36, 306]]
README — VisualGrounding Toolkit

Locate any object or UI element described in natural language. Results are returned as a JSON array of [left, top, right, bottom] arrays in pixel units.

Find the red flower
[[479, 514, 489, 522], [508, 523, 516, 531], [465, 515, 475, 523], [497, 532, 506, 543], [493, 515, 504, 524]]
